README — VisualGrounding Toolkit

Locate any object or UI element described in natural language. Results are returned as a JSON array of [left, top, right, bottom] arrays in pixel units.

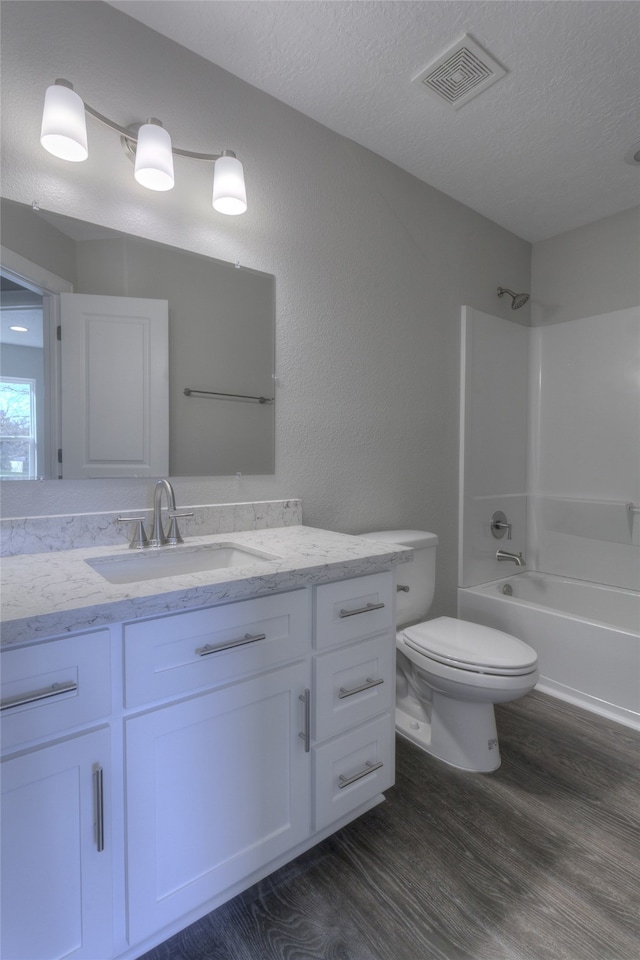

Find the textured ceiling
[[107, 0, 640, 242]]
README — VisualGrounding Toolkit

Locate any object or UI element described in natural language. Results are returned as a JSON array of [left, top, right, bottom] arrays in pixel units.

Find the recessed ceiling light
[[9, 325, 29, 333]]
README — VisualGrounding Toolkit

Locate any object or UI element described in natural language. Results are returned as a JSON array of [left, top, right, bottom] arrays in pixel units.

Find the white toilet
[[362, 531, 539, 772]]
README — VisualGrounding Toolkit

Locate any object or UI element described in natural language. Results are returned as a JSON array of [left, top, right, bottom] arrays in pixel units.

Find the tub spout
[[496, 548, 525, 567]]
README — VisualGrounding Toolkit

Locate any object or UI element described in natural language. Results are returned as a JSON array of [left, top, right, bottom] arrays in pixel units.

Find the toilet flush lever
[[490, 510, 512, 540], [397, 585, 410, 593]]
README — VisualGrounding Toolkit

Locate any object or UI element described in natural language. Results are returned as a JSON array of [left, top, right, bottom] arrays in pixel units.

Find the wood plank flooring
[[138, 692, 640, 960]]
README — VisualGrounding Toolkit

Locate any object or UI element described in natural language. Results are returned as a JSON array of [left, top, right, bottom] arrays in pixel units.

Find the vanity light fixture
[[40, 79, 247, 215]]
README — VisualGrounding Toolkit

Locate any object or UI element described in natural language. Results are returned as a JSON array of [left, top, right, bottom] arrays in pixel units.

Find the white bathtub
[[458, 572, 640, 730]]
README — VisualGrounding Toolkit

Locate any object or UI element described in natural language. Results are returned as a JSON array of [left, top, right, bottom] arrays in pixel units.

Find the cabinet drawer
[[313, 713, 395, 831], [314, 572, 394, 650], [1, 631, 111, 752], [124, 590, 310, 707], [314, 633, 394, 741]]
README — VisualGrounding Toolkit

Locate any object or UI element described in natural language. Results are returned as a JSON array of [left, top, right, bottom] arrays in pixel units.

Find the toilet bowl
[[361, 531, 539, 772]]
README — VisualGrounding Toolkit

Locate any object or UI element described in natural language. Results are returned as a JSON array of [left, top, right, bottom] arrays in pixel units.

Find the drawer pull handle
[[94, 765, 105, 853], [338, 677, 384, 699], [338, 760, 384, 789], [0, 680, 78, 712], [196, 633, 266, 657], [298, 689, 311, 753], [339, 601, 385, 619]]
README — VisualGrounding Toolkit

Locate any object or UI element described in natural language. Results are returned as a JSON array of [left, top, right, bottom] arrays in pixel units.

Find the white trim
[[535, 678, 640, 732], [1, 246, 73, 295], [1, 246, 71, 477]]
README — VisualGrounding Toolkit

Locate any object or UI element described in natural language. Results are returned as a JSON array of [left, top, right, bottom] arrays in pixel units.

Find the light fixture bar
[[84, 103, 224, 162], [41, 79, 247, 214]]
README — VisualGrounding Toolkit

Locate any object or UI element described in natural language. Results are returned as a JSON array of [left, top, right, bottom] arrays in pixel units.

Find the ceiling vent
[[413, 34, 506, 110]]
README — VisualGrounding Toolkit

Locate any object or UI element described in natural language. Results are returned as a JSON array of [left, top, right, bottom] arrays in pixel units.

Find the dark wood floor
[[139, 692, 640, 960]]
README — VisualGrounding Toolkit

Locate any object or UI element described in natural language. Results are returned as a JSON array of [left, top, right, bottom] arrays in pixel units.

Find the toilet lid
[[401, 617, 538, 674]]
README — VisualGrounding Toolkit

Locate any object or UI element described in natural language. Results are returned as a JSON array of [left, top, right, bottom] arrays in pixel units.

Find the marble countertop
[[0, 525, 412, 646]]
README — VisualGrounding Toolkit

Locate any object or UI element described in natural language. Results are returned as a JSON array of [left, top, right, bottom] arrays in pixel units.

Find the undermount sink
[[86, 542, 282, 585]]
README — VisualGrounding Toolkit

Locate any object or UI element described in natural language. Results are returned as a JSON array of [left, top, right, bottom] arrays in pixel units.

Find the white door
[[125, 661, 311, 945], [60, 292, 169, 478], [1, 728, 112, 960]]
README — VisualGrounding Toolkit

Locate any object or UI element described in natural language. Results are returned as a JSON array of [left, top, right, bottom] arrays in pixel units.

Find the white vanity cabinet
[[0, 632, 113, 960], [122, 590, 312, 946], [0, 556, 400, 960]]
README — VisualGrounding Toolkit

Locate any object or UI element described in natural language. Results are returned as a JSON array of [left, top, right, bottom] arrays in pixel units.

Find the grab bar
[[184, 388, 273, 404]]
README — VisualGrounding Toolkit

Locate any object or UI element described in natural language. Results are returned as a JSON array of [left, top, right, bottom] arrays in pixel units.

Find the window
[[0, 377, 37, 478]]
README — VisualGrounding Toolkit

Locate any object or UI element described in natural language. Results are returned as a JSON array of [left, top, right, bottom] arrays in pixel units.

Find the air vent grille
[[413, 34, 506, 110]]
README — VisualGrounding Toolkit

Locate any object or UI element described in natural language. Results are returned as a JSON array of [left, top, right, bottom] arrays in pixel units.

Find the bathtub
[[458, 572, 640, 730]]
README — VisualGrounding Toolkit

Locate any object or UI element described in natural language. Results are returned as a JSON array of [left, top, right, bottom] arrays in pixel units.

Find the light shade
[[212, 152, 247, 215], [40, 82, 88, 162], [134, 121, 174, 192]]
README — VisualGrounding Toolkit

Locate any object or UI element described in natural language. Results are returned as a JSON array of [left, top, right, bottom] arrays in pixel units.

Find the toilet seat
[[401, 616, 538, 677]]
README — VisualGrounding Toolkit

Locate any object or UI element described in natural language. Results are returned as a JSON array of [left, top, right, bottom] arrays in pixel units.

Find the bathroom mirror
[[0, 199, 275, 479]]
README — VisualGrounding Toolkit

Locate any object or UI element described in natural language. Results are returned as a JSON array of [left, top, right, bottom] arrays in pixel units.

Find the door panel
[[60, 293, 168, 478]]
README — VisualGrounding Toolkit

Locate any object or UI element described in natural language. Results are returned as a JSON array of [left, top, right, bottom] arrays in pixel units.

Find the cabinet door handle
[[94, 765, 105, 853], [338, 676, 384, 699], [298, 689, 311, 753], [195, 632, 266, 657], [338, 601, 385, 619], [338, 760, 384, 789], [0, 680, 78, 711]]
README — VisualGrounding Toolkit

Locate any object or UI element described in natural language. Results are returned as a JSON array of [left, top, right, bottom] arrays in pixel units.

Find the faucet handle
[[117, 516, 149, 549], [490, 510, 512, 540], [165, 511, 194, 546]]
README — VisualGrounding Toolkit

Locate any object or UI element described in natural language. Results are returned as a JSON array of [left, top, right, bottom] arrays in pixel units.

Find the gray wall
[[1, 198, 77, 284], [531, 206, 640, 324], [0, 0, 532, 617]]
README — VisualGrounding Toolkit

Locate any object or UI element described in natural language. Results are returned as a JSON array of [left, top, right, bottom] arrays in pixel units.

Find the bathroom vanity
[[0, 523, 410, 960]]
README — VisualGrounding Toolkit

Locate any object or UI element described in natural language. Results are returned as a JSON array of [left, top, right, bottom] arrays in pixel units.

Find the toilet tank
[[360, 530, 438, 627]]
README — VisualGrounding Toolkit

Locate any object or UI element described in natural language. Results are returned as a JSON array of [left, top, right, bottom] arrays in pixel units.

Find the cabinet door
[[125, 661, 311, 946], [1, 727, 112, 960]]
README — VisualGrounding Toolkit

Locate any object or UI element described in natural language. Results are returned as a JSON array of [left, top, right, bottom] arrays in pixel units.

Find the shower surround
[[458, 305, 640, 725]]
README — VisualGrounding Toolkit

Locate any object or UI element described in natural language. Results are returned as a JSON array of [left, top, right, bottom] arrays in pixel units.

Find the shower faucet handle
[[490, 510, 512, 540]]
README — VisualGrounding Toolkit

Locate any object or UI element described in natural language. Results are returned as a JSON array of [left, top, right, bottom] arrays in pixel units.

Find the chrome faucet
[[496, 548, 525, 567], [149, 479, 193, 547]]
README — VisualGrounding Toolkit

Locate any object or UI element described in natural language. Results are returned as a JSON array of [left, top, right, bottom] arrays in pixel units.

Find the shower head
[[497, 287, 529, 310]]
